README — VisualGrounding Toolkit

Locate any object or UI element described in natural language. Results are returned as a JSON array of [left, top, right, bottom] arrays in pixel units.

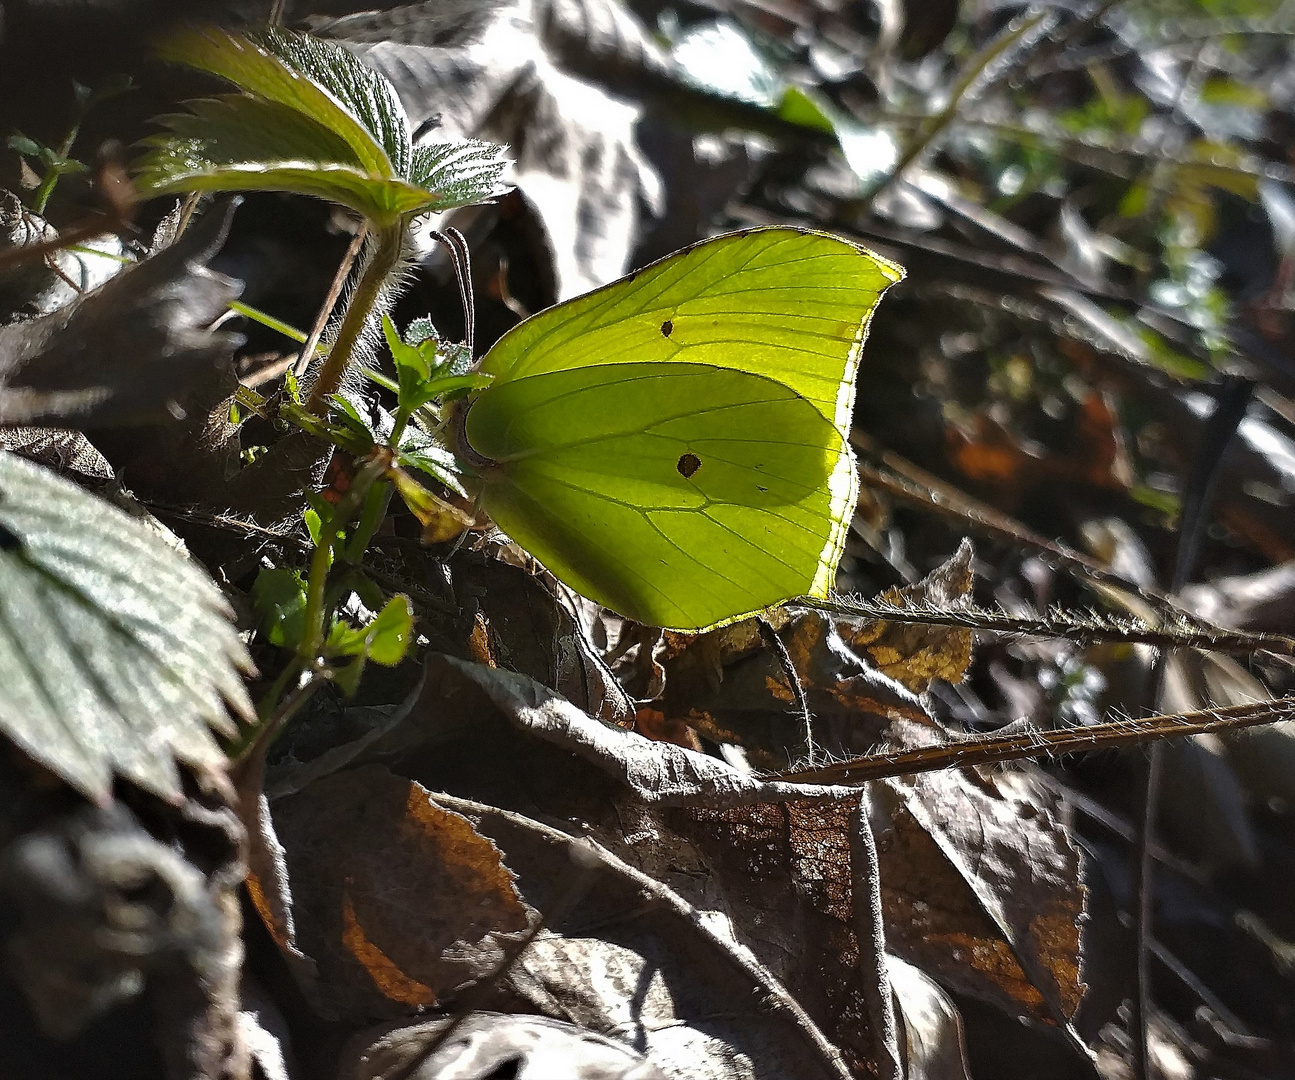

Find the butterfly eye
[[660, 320, 673, 338], [677, 453, 701, 478]]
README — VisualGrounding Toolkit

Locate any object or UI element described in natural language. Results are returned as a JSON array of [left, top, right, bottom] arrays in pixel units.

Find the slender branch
[[777, 697, 1295, 785], [862, 9, 1055, 206], [304, 224, 401, 414], [803, 595, 1295, 656]]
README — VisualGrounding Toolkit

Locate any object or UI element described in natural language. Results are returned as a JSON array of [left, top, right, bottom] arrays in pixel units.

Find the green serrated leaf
[[328, 393, 378, 442], [141, 29, 509, 221], [252, 566, 308, 650], [249, 28, 412, 178], [398, 428, 469, 498], [364, 595, 413, 665], [154, 25, 394, 178], [326, 594, 412, 668], [0, 452, 252, 802], [383, 312, 429, 380], [133, 155, 444, 224], [402, 316, 438, 348], [408, 139, 510, 211], [155, 95, 364, 169]]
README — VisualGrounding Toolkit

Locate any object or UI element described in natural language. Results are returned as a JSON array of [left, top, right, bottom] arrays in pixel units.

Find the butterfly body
[[463, 228, 903, 631]]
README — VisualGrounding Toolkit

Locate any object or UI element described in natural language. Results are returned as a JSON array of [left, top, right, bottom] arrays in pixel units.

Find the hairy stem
[[297, 455, 390, 664], [305, 224, 401, 415]]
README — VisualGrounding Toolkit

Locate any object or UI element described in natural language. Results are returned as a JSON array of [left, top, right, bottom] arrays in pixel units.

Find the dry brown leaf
[[430, 793, 853, 1080], [875, 770, 1086, 1030], [266, 765, 530, 1020], [322, 0, 663, 300], [839, 539, 976, 693]]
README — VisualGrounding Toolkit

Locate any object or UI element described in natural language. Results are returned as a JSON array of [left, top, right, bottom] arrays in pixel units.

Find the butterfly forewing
[[478, 228, 902, 434]]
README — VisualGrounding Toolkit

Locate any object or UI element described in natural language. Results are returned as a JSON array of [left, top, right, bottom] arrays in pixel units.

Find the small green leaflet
[[135, 27, 509, 224], [462, 227, 903, 632], [0, 452, 253, 802]]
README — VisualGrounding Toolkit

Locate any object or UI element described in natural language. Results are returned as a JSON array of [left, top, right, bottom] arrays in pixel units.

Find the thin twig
[[777, 696, 1295, 785], [758, 617, 816, 765], [806, 595, 1295, 656], [294, 221, 367, 378], [848, 447, 1246, 642], [861, 8, 1056, 208]]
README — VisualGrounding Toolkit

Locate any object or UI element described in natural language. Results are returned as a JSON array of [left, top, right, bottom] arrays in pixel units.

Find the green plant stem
[[229, 299, 310, 344], [296, 455, 389, 664], [305, 223, 402, 415]]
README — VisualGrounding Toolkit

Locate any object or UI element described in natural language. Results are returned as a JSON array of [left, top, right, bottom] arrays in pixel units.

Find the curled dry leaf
[[657, 611, 930, 769], [455, 554, 633, 722], [260, 765, 530, 1020], [0, 199, 243, 428], [407, 654, 1089, 1071], [889, 955, 974, 1080], [318, 0, 664, 299], [427, 792, 855, 1080], [340, 1012, 668, 1080]]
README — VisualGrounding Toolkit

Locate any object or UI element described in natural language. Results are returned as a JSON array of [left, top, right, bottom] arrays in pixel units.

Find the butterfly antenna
[[428, 227, 475, 359]]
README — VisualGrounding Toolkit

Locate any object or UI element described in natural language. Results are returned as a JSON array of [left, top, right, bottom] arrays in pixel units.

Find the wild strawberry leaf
[[153, 25, 395, 177], [248, 27, 412, 178], [138, 27, 510, 221], [135, 157, 454, 222], [0, 452, 253, 802]]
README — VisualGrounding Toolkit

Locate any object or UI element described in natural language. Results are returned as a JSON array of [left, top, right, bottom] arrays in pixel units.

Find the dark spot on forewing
[[660, 319, 673, 338], [0, 523, 21, 552], [677, 453, 701, 478]]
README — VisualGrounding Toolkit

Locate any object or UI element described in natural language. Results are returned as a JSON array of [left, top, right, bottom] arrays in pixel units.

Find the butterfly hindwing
[[466, 362, 855, 630]]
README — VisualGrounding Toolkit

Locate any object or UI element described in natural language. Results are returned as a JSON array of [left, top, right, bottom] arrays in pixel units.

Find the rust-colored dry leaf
[[875, 771, 1086, 1027], [838, 539, 975, 693], [269, 765, 530, 1020]]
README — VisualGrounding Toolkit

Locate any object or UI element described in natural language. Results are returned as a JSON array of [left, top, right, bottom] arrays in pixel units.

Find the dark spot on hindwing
[[0, 522, 21, 552], [660, 319, 673, 338], [677, 453, 701, 478]]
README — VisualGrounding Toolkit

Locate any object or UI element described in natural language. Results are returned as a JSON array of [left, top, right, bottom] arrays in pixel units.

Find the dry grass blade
[[779, 697, 1295, 785]]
